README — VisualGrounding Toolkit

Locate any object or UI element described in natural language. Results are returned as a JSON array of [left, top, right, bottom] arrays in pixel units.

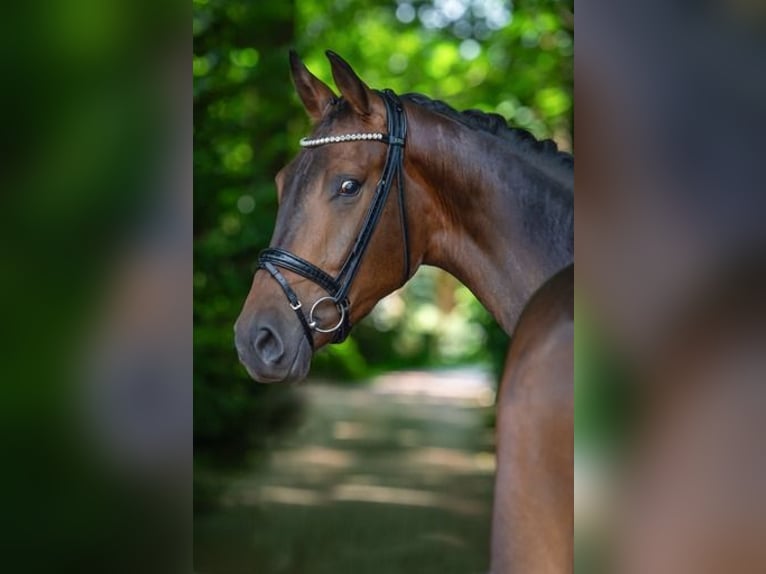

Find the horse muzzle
[[234, 308, 312, 383]]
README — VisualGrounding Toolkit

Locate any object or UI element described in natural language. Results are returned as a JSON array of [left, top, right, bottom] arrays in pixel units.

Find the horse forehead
[[280, 109, 386, 193], [287, 142, 379, 184], [279, 150, 336, 208], [280, 147, 325, 187]]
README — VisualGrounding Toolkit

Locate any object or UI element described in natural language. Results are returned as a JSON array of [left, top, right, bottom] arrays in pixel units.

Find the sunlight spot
[[274, 446, 355, 469], [437, 315, 486, 359], [466, 64, 487, 86], [496, 99, 517, 120], [535, 87, 571, 117], [388, 53, 409, 74], [395, 2, 416, 23], [401, 446, 495, 473], [347, 474, 378, 485], [221, 214, 240, 235], [306, 17, 327, 38], [553, 128, 572, 153], [333, 484, 487, 516], [555, 30, 573, 55], [418, 6, 447, 29], [473, 0, 512, 29], [412, 304, 440, 332], [488, 43, 509, 67], [459, 38, 481, 61], [371, 367, 496, 407], [474, 451, 496, 472], [229, 47, 259, 68], [237, 194, 255, 214], [575, 450, 613, 534], [333, 421, 367, 440], [193, 55, 211, 77], [515, 106, 534, 126], [422, 531, 467, 547], [232, 142, 252, 163], [427, 43, 460, 76], [371, 291, 405, 331], [521, 29, 540, 48], [259, 486, 324, 507], [223, 141, 253, 172], [333, 484, 440, 507], [407, 447, 484, 472], [476, 388, 495, 407], [226, 66, 248, 83], [436, 0, 468, 21]]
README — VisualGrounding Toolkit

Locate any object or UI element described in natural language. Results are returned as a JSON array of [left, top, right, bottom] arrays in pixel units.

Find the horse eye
[[339, 179, 361, 196]]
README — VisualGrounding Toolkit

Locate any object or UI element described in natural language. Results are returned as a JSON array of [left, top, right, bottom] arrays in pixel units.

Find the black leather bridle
[[257, 89, 410, 350]]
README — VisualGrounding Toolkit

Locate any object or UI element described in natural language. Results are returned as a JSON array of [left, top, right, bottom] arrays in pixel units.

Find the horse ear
[[289, 50, 336, 122], [326, 51, 371, 116]]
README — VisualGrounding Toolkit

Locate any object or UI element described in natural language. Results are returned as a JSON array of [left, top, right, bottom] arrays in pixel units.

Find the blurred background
[[1, 1, 189, 572], [576, 2, 766, 573], [193, 0, 572, 572]]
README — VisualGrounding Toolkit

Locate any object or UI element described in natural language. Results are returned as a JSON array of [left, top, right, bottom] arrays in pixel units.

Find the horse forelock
[[312, 97, 362, 136]]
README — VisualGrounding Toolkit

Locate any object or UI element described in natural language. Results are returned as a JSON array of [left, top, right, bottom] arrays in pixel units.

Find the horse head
[[235, 51, 429, 383]]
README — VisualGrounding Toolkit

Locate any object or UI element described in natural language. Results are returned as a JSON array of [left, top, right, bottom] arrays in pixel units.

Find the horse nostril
[[253, 326, 285, 365]]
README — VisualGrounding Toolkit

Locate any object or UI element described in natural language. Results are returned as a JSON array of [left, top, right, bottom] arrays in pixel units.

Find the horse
[[234, 51, 574, 573]]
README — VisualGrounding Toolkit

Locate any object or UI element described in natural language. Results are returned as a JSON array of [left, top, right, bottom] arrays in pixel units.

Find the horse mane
[[402, 92, 574, 179], [401, 92, 573, 260]]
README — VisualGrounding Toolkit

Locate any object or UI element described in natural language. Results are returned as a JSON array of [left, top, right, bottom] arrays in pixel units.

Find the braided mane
[[402, 93, 573, 178]]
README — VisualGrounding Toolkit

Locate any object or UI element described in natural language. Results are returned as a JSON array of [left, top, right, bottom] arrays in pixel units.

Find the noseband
[[258, 89, 410, 350]]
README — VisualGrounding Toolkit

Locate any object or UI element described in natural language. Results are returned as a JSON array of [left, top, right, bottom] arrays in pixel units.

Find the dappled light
[[195, 370, 497, 572], [231, 486, 324, 507], [372, 366, 496, 407], [332, 420, 369, 440], [333, 484, 486, 516], [272, 446, 356, 470], [405, 447, 496, 473]]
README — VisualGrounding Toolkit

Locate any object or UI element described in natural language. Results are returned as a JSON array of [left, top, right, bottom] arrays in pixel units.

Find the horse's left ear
[[290, 50, 337, 122], [326, 51, 371, 116]]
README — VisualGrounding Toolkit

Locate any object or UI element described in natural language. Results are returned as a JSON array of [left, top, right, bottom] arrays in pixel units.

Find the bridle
[[257, 89, 410, 350]]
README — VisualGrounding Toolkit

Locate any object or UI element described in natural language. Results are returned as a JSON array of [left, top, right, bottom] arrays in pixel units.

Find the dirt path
[[195, 368, 497, 574]]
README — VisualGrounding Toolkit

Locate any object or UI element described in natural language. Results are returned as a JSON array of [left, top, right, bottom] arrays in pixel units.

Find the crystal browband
[[299, 132, 385, 147]]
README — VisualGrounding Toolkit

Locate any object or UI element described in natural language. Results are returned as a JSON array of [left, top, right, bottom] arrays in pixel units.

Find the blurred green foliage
[[194, 0, 573, 459]]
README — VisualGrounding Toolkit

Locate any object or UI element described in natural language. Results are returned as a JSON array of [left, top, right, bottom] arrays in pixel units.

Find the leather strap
[[259, 248, 341, 297], [260, 261, 315, 350], [333, 90, 409, 303]]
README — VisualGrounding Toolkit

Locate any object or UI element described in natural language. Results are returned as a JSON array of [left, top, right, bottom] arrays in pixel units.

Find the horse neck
[[406, 104, 574, 334]]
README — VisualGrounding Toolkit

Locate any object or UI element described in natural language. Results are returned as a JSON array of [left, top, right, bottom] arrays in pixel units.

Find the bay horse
[[234, 51, 573, 573]]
